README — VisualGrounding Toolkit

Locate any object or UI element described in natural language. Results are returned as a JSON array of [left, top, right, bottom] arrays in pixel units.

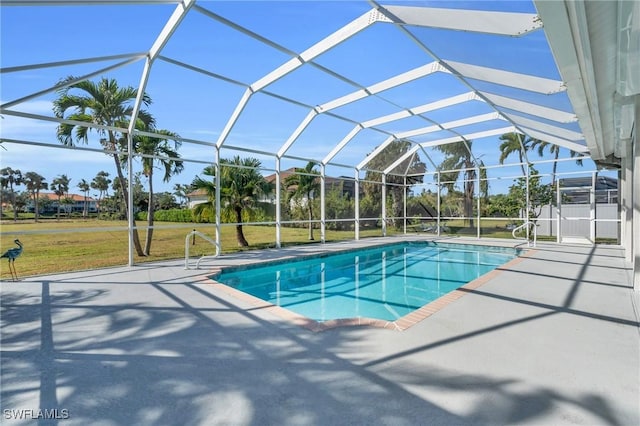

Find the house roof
[[36, 192, 96, 202]]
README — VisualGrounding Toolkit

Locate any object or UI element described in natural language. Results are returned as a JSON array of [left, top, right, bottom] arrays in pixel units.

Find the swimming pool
[[213, 242, 521, 323]]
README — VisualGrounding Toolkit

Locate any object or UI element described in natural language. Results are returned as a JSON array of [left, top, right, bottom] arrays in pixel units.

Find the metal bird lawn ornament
[[1, 239, 23, 281]]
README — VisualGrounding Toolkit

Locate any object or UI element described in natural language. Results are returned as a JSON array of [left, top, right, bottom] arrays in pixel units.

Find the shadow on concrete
[[0, 242, 636, 425]]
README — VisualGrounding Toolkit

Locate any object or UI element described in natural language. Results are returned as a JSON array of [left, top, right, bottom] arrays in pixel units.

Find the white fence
[[536, 204, 619, 240]]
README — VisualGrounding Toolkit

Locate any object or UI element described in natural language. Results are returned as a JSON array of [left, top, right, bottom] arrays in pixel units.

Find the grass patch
[[0, 219, 389, 279], [2, 217, 587, 280]]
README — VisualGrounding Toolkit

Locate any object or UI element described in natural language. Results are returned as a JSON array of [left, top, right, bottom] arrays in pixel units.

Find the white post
[[320, 163, 326, 243], [127, 133, 135, 267], [556, 178, 561, 243], [437, 171, 441, 236], [355, 169, 360, 240], [403, 176, 407, 234], [215, 148, 221, 255], [382, 174, 387, 237], [633, 96, 640, 290], [476, 167, 481, 239], [590, 171, 596, 243], [275, 157, 281, 248], [525, 165, 530, 241], [622, 144, 632, 261]]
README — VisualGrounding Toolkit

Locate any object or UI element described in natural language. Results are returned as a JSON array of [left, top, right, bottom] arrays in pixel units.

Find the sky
[[0, 0, 611, 200]]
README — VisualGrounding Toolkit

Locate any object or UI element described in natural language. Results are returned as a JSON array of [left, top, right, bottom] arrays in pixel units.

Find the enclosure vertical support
[[525, 164, 530, 241], [127, 133, 135, 267], [590, 171, 596, 243], [320, 163, 326, 244], [215, 147, 221, 255], [437, 171, 441, 237], [556, 178, 561, 243], [476, 166, 481, 239], [633, 96, 640, 290], [403, 176, 407, 235], [354, 169, 360, 240], [622, 142, 633, 262], [275, 157, 281, 248], [382, 174, 387, 237]]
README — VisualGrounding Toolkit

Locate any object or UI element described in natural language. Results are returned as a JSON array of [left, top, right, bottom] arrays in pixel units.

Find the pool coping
[[205, 241, 537, 332]]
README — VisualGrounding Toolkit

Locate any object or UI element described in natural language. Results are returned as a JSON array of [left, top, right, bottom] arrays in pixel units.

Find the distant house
[[25, 192, 98, 214], [185, 189, 209, 209], [262, 168, 355, 204], [185, 169, 357, 209], [559, 176, 618, 204]]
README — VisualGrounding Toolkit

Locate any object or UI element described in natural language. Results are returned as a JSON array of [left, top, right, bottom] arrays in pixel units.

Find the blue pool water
[[213, 242, 520, 322]]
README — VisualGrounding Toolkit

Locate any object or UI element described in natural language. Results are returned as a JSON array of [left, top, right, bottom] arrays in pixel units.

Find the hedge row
[[136, 209, 205, 223]]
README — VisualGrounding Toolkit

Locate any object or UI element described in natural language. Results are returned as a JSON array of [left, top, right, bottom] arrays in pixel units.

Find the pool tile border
[[206, 247, 537, 333]]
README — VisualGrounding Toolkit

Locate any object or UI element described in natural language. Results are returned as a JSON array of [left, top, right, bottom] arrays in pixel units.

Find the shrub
[[136, 208, 194, 222]]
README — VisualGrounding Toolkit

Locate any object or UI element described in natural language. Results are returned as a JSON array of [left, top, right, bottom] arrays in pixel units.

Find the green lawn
[[0, 219, 386, 279], [0, 217, 542, 280]]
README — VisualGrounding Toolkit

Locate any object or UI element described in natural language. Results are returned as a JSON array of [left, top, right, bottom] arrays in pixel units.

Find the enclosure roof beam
[[1, 1, 179, 4], [0, 56, 143, 110], [504, 113, 584, 141], [396, 112, 502, 139], [381, 4, 543, 36], [318, 61, 444, 112], [480, 91, 577, 123], [277, 110, 320, 158], [250, 9, 386, 93], [516, 127, 589, 153], [361, 91, 479, 128], [383, 144, 421, 175], [129, 0, 195, 135], [418, 126, 516, 148], [322, 125, 364, 165], [0, 52, 146, 74], [216, 88, 253, 149], [444, 61, 566, 95], [356, 136, 394, 170], [277, 61, 444, 160], [216, 7, 384, 151]]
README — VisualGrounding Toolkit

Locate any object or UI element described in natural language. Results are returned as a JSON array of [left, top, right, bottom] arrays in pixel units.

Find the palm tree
[[498, 132, 531, 176], [173, 183, 191, 208], [53, 76, 153, 256], [135, 128, 184, 255], [51, 174, 71, 220], [91, 171, 111, 217], [0, 167, 23, 222], [192, 156, 273, 247], [284, 161, 321, 240], [23, 172, 48, 222], [77, 179, 90, 218], [435, 141, 488, 227], [529, 139, 583, 186], [361, 140, 426, 227]]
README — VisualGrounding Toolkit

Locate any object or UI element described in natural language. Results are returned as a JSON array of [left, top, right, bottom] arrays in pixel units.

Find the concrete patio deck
[[1, 237, 638, 425]]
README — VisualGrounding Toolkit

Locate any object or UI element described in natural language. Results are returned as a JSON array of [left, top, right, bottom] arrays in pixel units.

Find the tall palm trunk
[[110, 140, 145, 257], [551, 149, 560, 187], [464, 168, 476, 228], [33, 192, 40, 223], [307, 201, 314, 240], [235, 207, 249, 247], [465, 180, 474, 227], [144, 171, 154, 255], [12, 191, 17, 222]]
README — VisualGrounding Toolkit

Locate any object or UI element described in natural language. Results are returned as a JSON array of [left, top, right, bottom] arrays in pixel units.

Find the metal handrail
[[185, 229, 220, 269], [511, 221, 537, 247]]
